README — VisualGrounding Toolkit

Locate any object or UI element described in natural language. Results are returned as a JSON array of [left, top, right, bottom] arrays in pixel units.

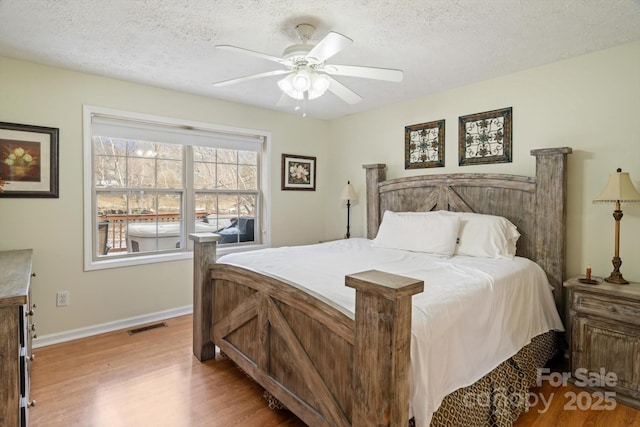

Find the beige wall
[[326, 41, 640, 283], [0, 57, 330, 337], [1, 40, 639, 339]]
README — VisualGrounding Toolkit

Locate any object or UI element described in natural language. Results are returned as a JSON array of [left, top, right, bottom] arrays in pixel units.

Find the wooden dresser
[[564, 276, 640, 409], [0, 249, 36, 427]]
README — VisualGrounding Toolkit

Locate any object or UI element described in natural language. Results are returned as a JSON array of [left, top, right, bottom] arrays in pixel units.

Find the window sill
[[84, 243, 269, 271]]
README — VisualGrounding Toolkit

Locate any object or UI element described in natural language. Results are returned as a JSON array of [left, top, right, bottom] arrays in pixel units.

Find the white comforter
[[217, 238, 564, 426]]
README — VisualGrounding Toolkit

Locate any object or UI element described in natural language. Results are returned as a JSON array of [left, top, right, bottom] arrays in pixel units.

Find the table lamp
[[593, 168, 640, 284], [341, 181, 357, 239]]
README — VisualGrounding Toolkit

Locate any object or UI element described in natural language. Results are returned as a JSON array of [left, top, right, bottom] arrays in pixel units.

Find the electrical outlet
[[56, 291, 69, 307]]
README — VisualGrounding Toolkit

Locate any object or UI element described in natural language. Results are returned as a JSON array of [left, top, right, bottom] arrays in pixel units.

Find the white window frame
[[83, 105, 271, 271]]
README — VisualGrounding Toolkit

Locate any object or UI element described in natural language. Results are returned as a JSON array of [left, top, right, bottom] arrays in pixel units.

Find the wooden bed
[[190, 147, 572, 427]]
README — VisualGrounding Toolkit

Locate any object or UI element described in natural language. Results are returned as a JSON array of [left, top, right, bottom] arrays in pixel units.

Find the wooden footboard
[[189, 233, 423, 427]]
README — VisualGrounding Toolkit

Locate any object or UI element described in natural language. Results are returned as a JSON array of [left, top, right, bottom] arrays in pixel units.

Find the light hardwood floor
[[29, 315, 640, 427]]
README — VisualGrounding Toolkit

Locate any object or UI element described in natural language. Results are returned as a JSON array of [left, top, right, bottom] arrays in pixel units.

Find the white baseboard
[[33, 305, 193, 348]]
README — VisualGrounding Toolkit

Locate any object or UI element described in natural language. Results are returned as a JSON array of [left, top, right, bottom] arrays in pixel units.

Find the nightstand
[[564, 277, 640, 409]]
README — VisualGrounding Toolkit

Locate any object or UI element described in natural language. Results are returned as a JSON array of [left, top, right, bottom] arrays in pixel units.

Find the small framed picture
[[281, 153, 316, 191], [458, 107, 512, 166], [0, 122, 59, 198], [405, 119, 445, 169]]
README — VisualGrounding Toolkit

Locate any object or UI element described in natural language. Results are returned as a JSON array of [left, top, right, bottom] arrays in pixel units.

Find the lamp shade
[[277, 74, 304, 100], [279, 69, 329, 101], [341, 182, 357, 201], [308, 73, 330, 99], [593, 168, 640, 203], [292, 69, 311, 92]]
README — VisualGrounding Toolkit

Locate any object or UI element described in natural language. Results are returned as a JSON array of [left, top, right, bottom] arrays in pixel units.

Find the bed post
[[363, 164, 386, 239], [189, 233, 221, 361], [530, 147, 572, 315], [346, 270, 424, 427]]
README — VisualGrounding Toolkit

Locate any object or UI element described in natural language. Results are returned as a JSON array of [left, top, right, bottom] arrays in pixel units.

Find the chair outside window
[[98, 221, 111, 255], [216, 217, 255, 244]]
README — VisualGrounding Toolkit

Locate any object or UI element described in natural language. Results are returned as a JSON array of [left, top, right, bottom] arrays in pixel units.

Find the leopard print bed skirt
[[422, 330, 560, 427], [260, 330, 561, 427]]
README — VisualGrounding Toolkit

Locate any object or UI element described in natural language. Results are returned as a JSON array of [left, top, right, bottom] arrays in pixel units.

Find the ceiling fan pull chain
[[303, 93, 308, 117]]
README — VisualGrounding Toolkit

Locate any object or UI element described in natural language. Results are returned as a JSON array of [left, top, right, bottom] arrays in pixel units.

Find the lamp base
[[345, 200, 351, 239], [605, 255, 629, 284], [604, 271, 629, 285]]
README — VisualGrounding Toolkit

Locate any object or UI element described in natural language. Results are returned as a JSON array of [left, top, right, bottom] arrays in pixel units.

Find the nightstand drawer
[[571, 291, 640, 326]]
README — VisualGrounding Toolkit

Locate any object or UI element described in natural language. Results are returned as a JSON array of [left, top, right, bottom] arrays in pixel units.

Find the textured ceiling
[[1, 0, 640, 120]]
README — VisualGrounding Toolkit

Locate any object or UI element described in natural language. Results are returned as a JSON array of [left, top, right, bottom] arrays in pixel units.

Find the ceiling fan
[[213, 23, 403, 105]]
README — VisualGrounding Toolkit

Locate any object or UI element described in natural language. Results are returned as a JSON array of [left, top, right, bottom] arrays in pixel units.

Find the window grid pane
[[96, 190, 183, 255], [94, 135, 186, 257], [91, 116, 263, 264], [196, 191, 257, 245]]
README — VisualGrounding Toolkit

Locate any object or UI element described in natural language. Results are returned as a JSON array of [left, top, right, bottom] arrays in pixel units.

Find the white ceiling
[[1, 0, 640, 120]]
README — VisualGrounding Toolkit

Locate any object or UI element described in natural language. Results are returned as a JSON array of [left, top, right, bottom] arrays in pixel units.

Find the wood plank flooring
[[29, 315, 640, 427]]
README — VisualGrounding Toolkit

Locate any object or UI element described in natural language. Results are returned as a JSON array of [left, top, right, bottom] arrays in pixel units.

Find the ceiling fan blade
[[213, 69, 291, 87], [306, 32, 352, 63], [326, 76, 362, 104], [216, 45, 290, 66], [323, 64, 403, 82]]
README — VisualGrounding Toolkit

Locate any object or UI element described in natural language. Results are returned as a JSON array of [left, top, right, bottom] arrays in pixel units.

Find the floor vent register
[[127, 322, 168, 335]]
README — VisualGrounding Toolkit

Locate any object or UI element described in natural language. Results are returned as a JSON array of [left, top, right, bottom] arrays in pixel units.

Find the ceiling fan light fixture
[[214, 24, 403, 107], [292, 69, 311, 92], [308, 73, 330, 99], [277, 74, 293, 91], [277, 74, 304, 100]]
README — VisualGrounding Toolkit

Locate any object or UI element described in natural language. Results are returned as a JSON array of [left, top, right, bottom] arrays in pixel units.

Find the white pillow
[[373, 211, 461, 256], [439, 211, 520, 259]]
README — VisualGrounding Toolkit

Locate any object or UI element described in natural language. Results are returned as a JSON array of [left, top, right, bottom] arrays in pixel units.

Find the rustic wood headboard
[[363, 147, 572, 313]]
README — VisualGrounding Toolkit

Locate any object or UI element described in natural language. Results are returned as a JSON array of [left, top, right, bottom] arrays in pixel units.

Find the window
[[83, 106, 271, 270]]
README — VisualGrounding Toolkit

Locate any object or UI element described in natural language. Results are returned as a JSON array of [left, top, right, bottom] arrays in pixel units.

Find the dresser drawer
[[571, 290, 640, 326], [0, 249, 33, 427]]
